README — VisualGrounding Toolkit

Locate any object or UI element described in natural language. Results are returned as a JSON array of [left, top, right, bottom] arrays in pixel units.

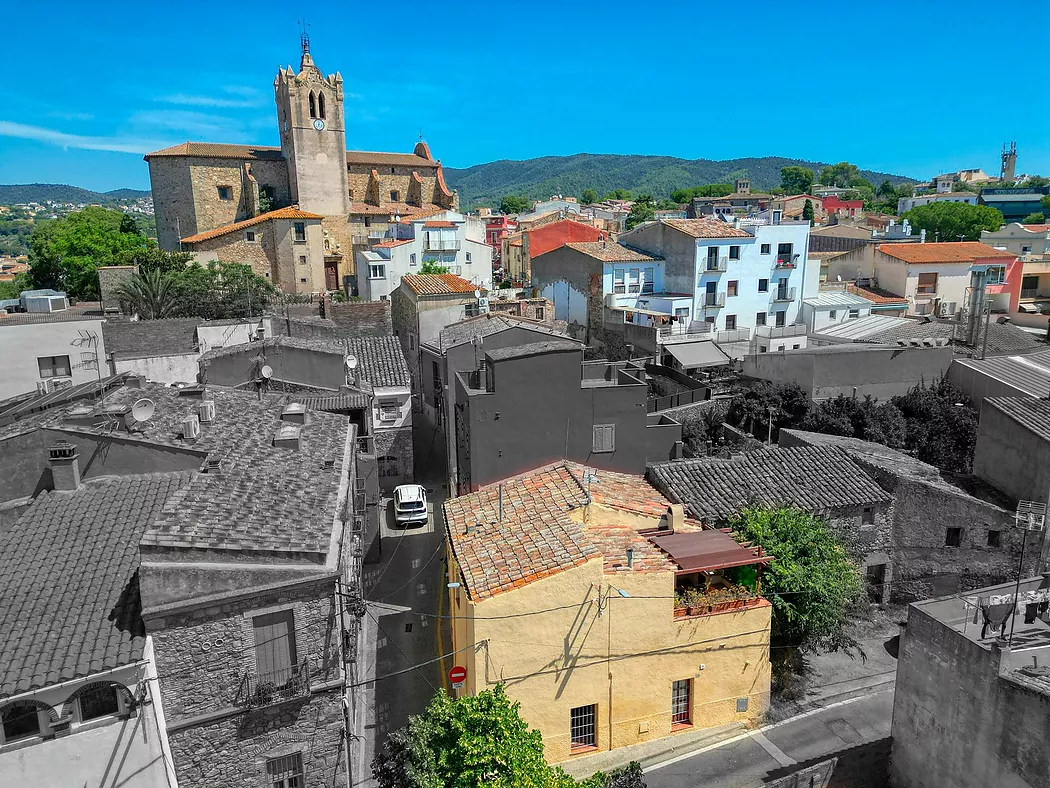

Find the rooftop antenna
[[298, 18, 310, 53]]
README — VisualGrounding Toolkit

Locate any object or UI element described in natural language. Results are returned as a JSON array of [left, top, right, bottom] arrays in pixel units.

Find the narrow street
[[356, 413, 451, 786], [645, 689, 893, 788]]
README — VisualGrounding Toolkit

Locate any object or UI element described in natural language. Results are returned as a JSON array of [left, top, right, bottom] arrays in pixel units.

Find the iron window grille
[[235, 661, 310, 708], [266, 752, 304, 788], [671, 679, 691, 725], [570, 704, 597, 749]]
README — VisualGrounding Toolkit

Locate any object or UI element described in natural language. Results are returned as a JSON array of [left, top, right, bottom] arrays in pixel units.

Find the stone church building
[[145, 40, 458, 294]]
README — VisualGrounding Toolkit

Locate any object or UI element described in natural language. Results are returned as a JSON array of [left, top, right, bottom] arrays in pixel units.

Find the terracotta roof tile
[[422, 221, 457, 228], [351, 202, 445, 218], [846, 283, 909, 305], [563, 241, 660, 262], [181, 206, 323, 244], [373, 238, 413, 248], [661, 218, 753, 239], [0, 472, 194, 697], [401, 273, 481, 296], [145, 142, 437, 168], [877, 242, 1015, 264]]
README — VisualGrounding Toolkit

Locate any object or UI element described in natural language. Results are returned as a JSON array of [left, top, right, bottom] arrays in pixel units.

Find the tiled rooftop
[[401, 273, 481, 296], [486, 339, 581, 363], [563, 241, 660, 262], [145, 142, 437, 168], [181, 206, 324, 244], [648, 446, 892, 521], [104, 318, 201, 359], [436, 312, 570, 352], [660, 218, 752, 239], [0, 472, 194, 697], [444, 463, 713, 599], [877, 241, 1015, 264]]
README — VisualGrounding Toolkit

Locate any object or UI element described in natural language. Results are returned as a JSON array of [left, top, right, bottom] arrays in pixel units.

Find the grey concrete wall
[[0, 319, 107, 400], [973, 405, 1050, 505], [742, 346, 953, 400], [204, 346, 344, 390], [891, 605, 1050, 788], [620, 222, 696, 294], [454, 348, 681, 491], [949, 360, 1034, 407]]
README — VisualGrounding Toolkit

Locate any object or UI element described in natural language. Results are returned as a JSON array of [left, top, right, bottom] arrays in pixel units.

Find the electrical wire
[[366, 610, 438, 693]]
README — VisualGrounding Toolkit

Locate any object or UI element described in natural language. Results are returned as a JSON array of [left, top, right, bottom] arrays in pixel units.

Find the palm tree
[[113, 269, 180, 319]]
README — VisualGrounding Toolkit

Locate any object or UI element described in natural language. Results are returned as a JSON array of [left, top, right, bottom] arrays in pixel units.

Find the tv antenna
[[298, 18, 310, 53]]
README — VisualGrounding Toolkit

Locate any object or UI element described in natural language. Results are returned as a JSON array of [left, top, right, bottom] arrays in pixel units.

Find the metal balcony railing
[[425, 238, 461, 251], [703, 257, 728, 273], [702, 292, 726, 308], [351, 235, 370, 245], [774, 255, 797, 269], [772, 286, 796, 302], [234, 661, 310, 708]]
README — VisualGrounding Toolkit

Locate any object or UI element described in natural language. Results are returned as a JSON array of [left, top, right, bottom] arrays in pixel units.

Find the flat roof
[[803, 291, 876, 309], [953, 350, 1050, 397], [665, 340, 731, 369]]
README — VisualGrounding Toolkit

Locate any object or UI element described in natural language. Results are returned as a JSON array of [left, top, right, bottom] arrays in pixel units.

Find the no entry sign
[[448, 665, 467, 688]]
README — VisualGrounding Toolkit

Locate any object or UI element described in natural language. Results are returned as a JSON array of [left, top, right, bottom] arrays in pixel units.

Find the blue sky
[[1, 0, 1048, 192]]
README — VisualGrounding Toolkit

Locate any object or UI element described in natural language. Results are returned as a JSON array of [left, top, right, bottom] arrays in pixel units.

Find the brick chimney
[[48, 441, 81, 491]]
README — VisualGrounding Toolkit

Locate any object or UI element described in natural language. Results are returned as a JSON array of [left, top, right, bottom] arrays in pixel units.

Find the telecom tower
[[1000, 141, 1017, 182]]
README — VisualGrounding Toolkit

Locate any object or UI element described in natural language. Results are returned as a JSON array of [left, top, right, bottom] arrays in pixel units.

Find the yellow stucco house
[[443, 461, 772, 764]]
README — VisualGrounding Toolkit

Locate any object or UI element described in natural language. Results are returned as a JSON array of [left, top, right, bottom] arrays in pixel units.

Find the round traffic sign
[[448, 665, 467, 685]]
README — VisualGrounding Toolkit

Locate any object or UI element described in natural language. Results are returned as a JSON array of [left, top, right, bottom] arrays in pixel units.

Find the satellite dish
[[131, 398, 156, 423], [260, 365, 273, 380], [345, 354, 358, 371], [836, 275, 842, 282], [474, 289, 481, 299]]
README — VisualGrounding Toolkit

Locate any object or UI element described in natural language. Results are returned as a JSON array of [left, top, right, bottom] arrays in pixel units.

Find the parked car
[[393, 484, 428, 526]]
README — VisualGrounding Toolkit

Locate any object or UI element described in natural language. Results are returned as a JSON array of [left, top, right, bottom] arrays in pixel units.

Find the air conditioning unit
[[938, 301, 957, 318], [199, 400, 216, 423], [51, 378, 73, 391], [182, 415, 201, 440], [36, 379, 50, 395]]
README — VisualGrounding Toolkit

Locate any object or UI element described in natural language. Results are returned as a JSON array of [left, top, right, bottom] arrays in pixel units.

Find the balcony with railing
[[674, 583, 765, 619], [771, 286, 796, 302], [702, 257, 728, 274], [754, 323, 808, 339], [234, 661, 310, 708], [702, 292, 726, 309], [774, 254, 798, 269], [425, 237, 461, 252]]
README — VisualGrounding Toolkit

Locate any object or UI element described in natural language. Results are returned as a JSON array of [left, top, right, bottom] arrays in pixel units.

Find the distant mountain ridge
[[443, 153, 916, 208], [0, 184, 151, 204]]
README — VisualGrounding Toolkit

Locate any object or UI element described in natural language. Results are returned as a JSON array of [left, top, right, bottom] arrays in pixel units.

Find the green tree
[[625, 194, 655, 230], [817, 162, 862, 188], [419, 260, 450, 274], [1024, 176, 1049, 188], [952, 180, 978, 193], [28, 206, 152, 298], [891, 378, 978, 472], [113, 269, 181, 319], [373, 685, 605, 788], [1022, 212, 1047, 224], [726, 381, 810, 441], [800, 395, 906, 448], [580, 189, 598, 205], [500, 195, 531, 214], [1042, 194, 1050, 213], [801, 199, 815, 223], [170, 261, 275, 320], [901, 201, 1004, 241], [728, 506, 862, 653], [118, 246, 194, 275], [780, 166, 814, 195], [0, 271, 31, 300], [602, 188, 634, 201], [670, 184, 733, 204]]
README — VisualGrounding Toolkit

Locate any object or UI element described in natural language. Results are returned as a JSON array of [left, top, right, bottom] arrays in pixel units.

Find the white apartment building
[[897, 191, 978, 214], [620, 217, 818, 348], [356, 211, 493, 301], [0, 314, 107, 400]]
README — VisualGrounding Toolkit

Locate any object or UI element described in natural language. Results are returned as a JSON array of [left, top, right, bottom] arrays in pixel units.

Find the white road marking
[[750, 731, 796, 767]]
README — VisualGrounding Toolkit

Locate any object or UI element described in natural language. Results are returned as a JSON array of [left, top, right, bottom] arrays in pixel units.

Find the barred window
[[267, 752, 304, 788], [671, 679, 691, 726], [570, 704, 596, 749]]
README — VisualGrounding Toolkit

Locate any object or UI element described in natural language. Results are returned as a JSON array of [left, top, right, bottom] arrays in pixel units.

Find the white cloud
[[157, 85, 267, 109], [0, 120, 164, 155]]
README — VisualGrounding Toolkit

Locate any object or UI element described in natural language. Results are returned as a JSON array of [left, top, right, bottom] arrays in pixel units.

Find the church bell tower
[[274, 35, 350, 216]]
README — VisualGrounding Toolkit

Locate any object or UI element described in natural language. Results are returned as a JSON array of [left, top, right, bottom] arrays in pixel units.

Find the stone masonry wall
[[193, 224, 277, 282], [374, 426, 413, 490]]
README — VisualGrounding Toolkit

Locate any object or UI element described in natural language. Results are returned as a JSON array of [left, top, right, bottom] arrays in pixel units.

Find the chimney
[[281, 403, 307, 424], [666, 504, 685, 531], [177, 383, 207, 400], [49, 441, 81, 491], [626, 547, 634, 568]]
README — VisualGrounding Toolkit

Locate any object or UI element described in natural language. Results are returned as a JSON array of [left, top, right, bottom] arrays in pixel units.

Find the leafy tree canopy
[[625, 194, 655, 230], [116, 261, 275, 321], [1022, 212, 1047, 224], [580, 188, 598, 205], [728, 506, 862, 653], [419, 260, 450, 274], [801, 199, 815, 223], [28, 206, 152, 298], [1024, 175, 1049, 188], [780, 166, 814, 195], [818, 162, 867, 189], [952, 181, 978, 193], [602, 188, 634, 201], [372, 685, 644, 788], [901, 201, 1004, 241], [726, 381, 810, 441], [892, 378, 978, 472], [670, 184, 733, 204], [1042, 194, 1050, 212], [500, 195, 532, 214], [0, 271, 31, 300]]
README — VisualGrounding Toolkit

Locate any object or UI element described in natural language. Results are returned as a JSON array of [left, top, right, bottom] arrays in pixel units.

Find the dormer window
[[391, 190, 400, 202], [309, 92, 317, 119]]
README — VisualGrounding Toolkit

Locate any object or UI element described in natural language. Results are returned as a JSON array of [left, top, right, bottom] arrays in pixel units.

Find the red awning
[[649, 530, 772, 573]]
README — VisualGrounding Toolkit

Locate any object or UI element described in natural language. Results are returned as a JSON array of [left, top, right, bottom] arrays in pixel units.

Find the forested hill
[[443, 153, 914, 208], [0, 184, 151, 204]]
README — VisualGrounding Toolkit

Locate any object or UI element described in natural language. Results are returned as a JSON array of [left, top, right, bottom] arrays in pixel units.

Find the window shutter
[[253, 610, 296, 676], [592, 424, 615, 453]]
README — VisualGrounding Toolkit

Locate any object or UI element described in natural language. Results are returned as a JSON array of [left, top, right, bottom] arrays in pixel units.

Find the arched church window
[[309, 92, 317, 119], [318, 92, 326, 119]]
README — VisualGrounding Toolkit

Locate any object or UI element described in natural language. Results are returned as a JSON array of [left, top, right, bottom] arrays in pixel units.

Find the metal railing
[[755, 323, 808, 338], [647, 387, 710, 413], [235, 661, 310, 708], [703, 293, 726, 308], [772, 286, 796, 302], [425, 238, 461, 251], [703, 257, 728, 273], [774, 255, 797, 269], [351, 235, 370, 245]]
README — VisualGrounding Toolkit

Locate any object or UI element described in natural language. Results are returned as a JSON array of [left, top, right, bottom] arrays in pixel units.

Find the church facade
[[145, 41, 458, 295]]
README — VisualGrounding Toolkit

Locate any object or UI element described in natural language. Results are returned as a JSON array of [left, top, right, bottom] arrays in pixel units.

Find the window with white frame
[[80, 351, 97, 370], [675, 307, 690, 318], [1, 702, 45, 743], [410, 253, 417, 266], [570, 704, 597, 749], [466, 251, 472, 263], [642, 267, 654, 293], [986, 266, 1006, 285], [848, 308, 860, 319], [266, 752, 305, 788], [369, 264, 386, 279], [760, 243, 771, 255], [628, 268, 640, 294], [729, 245, 741, 260], [379, 399, 400, 421], [613, 268, 625, 294], [592, 424, 615, 453], [38, 355, 71, 379], [829, 310, 837, 320]]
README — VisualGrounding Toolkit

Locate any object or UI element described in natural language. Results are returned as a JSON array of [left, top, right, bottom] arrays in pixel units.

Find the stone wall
[[97, 265, 138, 313], [192, 223, 277, 282], [374, 426, 413, 490]]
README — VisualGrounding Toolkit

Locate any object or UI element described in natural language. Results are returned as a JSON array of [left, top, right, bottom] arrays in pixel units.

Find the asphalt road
[[357, 414, 450, 786], [644, 689, 894, 788]]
